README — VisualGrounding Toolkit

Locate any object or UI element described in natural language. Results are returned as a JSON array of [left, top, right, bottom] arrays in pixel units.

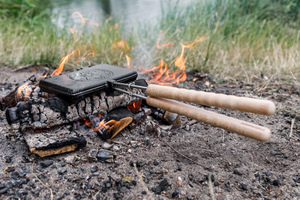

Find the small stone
[[102, 142, 113, 149], [113, 192, 122, 199], [5, 166, 15, 173], [113, 145, 120, 151], [5, 156, 12, 163], [40, 160, 53, 168], [187, 195, 193, 200], [58, 168, 67, 175], [64, 156, 75, 164], [105, 182, 112, 188], [153, 160, 159, 165], [273, 179, 280, 186], [144, 178, 149, 184], [233, 169, 244, 176], [176, 180, 183, 186], [90, 165, 98, 173], [151, 179, 169, 195], [96, 150, 115, 162], [240, 183, 248, 190], [293, 176, 300, 183], [172, 189, 181, 198], [0, 187, 8, 194], [141, 191, 147, 195]]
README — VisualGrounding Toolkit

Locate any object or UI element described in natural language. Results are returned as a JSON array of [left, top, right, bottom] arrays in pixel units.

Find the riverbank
[[0, 0, 299, 82]]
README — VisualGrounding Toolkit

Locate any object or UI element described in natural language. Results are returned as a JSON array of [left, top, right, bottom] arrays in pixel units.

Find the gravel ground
[[0, 66, 299, 200]]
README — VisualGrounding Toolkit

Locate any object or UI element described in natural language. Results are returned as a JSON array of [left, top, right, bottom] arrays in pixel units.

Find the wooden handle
[[146, 84, 276, 115], [146, 97, 271, 142]]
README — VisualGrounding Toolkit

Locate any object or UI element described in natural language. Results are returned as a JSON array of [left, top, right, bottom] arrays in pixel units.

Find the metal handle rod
[[112, 81, 147, 90], [113, 87, 147, 100]]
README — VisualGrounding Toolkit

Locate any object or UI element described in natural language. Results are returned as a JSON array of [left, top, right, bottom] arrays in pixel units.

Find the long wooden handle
[[146, 84, 276, 115], [146, 97, 271, 142]]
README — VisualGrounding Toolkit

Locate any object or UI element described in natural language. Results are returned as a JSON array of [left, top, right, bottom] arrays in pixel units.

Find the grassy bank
[[155, 0, 300, 81], [0, 0, 134, 69], [0, 0, 299, 81]]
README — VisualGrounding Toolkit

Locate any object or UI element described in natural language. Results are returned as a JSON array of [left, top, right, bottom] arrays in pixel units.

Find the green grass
[[155, 0, 300, 81], [0, 0, 299, 81], [0, 16, 134, 70]]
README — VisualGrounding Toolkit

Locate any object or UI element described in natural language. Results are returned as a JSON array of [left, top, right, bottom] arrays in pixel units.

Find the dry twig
[[208, 175, 216, 200], [162, 138, 205, 167], [32, 159, 53, 200], [289, 118, 295, 138], [133, 162, 154, 200]]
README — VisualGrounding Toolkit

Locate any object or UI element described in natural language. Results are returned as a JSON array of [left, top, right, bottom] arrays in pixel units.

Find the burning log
[[0, 75, 37, 111], [5, 88, 143, 131]]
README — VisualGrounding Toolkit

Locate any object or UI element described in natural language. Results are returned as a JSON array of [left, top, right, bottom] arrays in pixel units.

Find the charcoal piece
[[88, 149, 116, 162], [23, 125, 86, 157], [151, 179, 170, 194]]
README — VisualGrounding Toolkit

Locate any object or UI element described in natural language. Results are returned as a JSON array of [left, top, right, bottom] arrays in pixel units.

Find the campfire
[[0, 13, 276, 158], [1, 63, 276, 158]]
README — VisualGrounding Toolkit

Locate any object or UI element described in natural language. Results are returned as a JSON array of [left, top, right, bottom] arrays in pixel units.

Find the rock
[[5, 166, 16, 174], [293, 176, 300, 183], [151, 179, 169, 195], [40, 160, 53, 168], [172, 189, 181, 198], [64, 155, 75, 164], [233, 169, 244, 176], [97, 150, 115, 162], [5, 156, 12, 163], [102, 142, 113, 149], [90, 165, 98, 173], [113, 145, 120, 151], [113, 192, 122, 199], [153, 160, 159, 165], [58, 168, 67, 175], [187, 195, 193, 200], [240, 183, 248, 190], [273, 179, 280, 186], [176, 180, 183, 186], [0, 187, 8, 194]]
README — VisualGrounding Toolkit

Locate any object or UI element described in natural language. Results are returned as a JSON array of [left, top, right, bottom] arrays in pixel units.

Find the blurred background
[[0, 0, 299, 81]]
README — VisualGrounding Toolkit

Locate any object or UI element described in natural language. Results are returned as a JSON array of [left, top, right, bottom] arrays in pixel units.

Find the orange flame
[[93, 119, 116, 132], [141, 36, 205, 85], [109, 23, 118, 31], [72, 12, 99, 27], [51, 51, 75, 77], [112, 40, 130, 51], [127, 100, 142, 113], [156, 36, 173, 49], [125, 55, 131, 69], [16, 82, 29, 101]]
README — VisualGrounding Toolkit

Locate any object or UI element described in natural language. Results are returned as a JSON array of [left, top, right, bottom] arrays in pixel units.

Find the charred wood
[[0, 75, 37, 111], [6, 88, 144, 131], [23, 125, 86, 157]]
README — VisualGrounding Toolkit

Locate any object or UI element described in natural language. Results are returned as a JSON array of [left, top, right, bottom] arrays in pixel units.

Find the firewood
[[0, 75, 37, 111], [5, 87, 144, 131], [23, 125, 87, 157]]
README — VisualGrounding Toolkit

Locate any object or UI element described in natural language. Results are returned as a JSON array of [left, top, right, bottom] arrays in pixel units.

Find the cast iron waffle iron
[[39, 64, 138, 100]]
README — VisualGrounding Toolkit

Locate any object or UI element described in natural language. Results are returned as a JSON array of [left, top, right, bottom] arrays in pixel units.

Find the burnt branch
[[23, 125, 87, 157], [5, 87, 144, 131], [0, 75, 37, 111]]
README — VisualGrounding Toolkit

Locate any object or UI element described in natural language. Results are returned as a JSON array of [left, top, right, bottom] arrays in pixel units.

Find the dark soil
[[0, 66, 299, 200]]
